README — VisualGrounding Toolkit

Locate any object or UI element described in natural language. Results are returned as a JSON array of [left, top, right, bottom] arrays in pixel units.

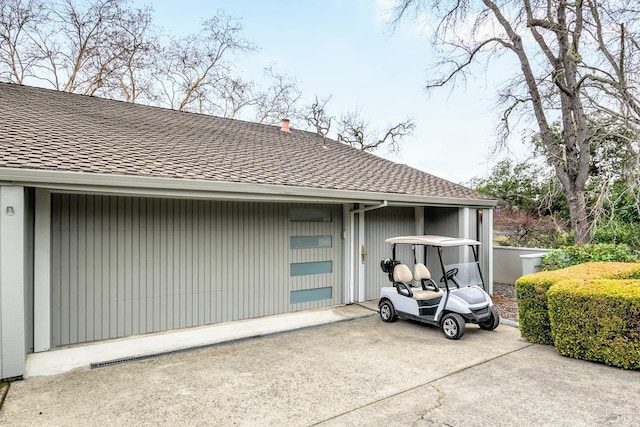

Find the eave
[[0, 168, 498, 208]]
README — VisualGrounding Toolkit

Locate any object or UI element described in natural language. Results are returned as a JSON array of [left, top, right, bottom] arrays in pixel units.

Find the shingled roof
[[0, 83, 492, 204]]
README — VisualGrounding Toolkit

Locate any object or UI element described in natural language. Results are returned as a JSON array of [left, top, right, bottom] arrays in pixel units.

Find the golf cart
[[378, 235, 499, 340]]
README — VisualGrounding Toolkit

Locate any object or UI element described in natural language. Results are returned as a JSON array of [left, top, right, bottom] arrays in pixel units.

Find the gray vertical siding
[[51, 195, 342, 347], [364, 207, 416, 300], [423, 207, 461, 275]]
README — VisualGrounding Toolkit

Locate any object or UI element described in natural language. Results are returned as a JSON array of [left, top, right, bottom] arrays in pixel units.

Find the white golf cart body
[[378, 235, 498, 339]]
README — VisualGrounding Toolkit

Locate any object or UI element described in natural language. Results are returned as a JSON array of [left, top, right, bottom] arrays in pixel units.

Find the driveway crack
[[412, 384, 445, 426], [311, 343, 533, 426]]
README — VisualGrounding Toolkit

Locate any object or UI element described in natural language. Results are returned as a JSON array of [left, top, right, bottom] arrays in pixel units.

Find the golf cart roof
[[385, 235, 481, 247]]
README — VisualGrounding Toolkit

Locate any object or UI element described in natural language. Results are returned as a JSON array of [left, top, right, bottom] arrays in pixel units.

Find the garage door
[[50, 194, 342, 347]]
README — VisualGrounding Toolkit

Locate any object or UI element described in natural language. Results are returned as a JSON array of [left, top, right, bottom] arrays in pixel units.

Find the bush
[[548, 279, 640, 369], [516, 274, 560, 345], [593, 221, 640, 253], [541, 243, 638, 271], [515, 262, 640, 345]]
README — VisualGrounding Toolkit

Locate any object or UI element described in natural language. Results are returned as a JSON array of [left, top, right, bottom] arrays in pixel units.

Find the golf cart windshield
[[444, 261, 483, 287]]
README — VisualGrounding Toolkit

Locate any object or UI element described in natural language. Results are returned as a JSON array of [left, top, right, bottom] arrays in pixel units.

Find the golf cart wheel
[[379, 300, 398, 322], [441, 313, 465, 340], [479, 307, 500, 331]]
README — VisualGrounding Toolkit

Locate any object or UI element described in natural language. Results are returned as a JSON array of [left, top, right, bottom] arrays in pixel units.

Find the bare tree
[[252, 66, 302, 125], [392, 0, 640, 243], [304, 95, 333, 137], [336, 110, 415, 152], [0, 2, 261, 115], [0, 0, 48, 84], [40, 0, 153, 96], [212, 65, 304, 123], [154, 11, 256, 114], [0, 0, 156, 100], [303, 95, 415, 152], [99, 4, 158, 103]]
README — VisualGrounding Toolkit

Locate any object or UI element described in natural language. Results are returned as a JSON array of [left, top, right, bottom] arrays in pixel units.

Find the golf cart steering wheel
[[440, 268, 459, 282]]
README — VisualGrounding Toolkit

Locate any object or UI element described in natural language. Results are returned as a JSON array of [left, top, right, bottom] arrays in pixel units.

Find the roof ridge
[[0, 82, 295, 132]]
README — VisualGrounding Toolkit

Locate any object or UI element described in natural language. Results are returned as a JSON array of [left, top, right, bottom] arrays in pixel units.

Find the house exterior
[[0, 83, 496, 379]]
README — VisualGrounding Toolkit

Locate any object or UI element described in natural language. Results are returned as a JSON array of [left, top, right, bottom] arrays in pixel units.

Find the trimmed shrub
[[516, 274, 560, 345], [548, 279, 640, 369], [541, 243, 638, 271], [515, 262, 640, 345]]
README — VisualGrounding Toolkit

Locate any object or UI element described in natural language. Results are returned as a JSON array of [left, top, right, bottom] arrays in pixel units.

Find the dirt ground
[[493, 283, 518, 321]]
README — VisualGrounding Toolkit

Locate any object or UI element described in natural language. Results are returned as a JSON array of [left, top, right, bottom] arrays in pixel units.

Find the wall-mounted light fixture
[[6, 206, 15, 216]]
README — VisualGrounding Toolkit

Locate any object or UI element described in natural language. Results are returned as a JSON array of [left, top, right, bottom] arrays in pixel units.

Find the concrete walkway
[[25, 303, 373, 377], [1, 304, 639, 426]]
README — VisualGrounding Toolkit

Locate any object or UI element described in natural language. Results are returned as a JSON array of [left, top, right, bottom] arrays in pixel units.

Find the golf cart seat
[[411, 287, 443, 301], [393, 263, 413, 283], [413, 263, 439, 291], [394, 264, 443, 301]]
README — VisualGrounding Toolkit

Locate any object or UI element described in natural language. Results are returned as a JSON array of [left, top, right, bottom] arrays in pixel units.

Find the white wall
[[493, 246, 549, 285]]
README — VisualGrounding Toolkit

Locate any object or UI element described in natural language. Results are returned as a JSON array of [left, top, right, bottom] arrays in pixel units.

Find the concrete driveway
[[1, 305, 639, 426]]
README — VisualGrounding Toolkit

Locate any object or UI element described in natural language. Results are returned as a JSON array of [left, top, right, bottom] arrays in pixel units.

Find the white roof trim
[[0, 168, 497, 207]]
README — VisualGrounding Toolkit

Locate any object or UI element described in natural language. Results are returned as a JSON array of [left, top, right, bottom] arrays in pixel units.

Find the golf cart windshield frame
[[385, 235, 485, 291]]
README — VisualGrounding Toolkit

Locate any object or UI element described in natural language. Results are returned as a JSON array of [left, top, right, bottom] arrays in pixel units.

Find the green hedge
[[515, 262, 640, 345], [548, 279, 640, 369], [541, 243, 638, 271]]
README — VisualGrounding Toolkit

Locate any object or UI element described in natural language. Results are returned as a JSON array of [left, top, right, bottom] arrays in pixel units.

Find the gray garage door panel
[[51, 194, 342, 347]]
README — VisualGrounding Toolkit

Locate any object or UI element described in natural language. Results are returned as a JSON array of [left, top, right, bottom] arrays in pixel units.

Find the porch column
[[459, 207, 471, 262], [483, 209, 494, 294], [0, 186, 26, 379]]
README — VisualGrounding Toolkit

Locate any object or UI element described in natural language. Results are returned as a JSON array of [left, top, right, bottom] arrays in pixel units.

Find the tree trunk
[[566, 183, 590, 244]]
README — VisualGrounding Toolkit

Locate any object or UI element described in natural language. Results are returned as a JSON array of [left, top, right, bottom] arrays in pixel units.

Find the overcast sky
[[136, 0, 532, 184]]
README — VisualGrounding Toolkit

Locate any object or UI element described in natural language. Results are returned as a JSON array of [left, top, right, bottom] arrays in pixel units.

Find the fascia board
[[0, 168, 497, 208]]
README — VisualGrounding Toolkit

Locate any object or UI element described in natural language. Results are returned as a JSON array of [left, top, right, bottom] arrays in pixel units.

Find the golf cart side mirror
[[380, 258, 400, 283]]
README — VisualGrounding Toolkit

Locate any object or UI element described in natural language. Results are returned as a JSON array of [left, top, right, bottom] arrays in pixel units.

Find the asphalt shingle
[[0, 83, 490, 200]]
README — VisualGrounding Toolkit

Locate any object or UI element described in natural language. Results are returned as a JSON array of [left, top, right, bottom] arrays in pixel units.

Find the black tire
[[479, 307, 500, 331], [379, 300, 398, 322], [441, 313, 465, 340]]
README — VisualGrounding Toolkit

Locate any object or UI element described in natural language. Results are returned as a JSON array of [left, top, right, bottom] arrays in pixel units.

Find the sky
[[134, 0, 532, 184]]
